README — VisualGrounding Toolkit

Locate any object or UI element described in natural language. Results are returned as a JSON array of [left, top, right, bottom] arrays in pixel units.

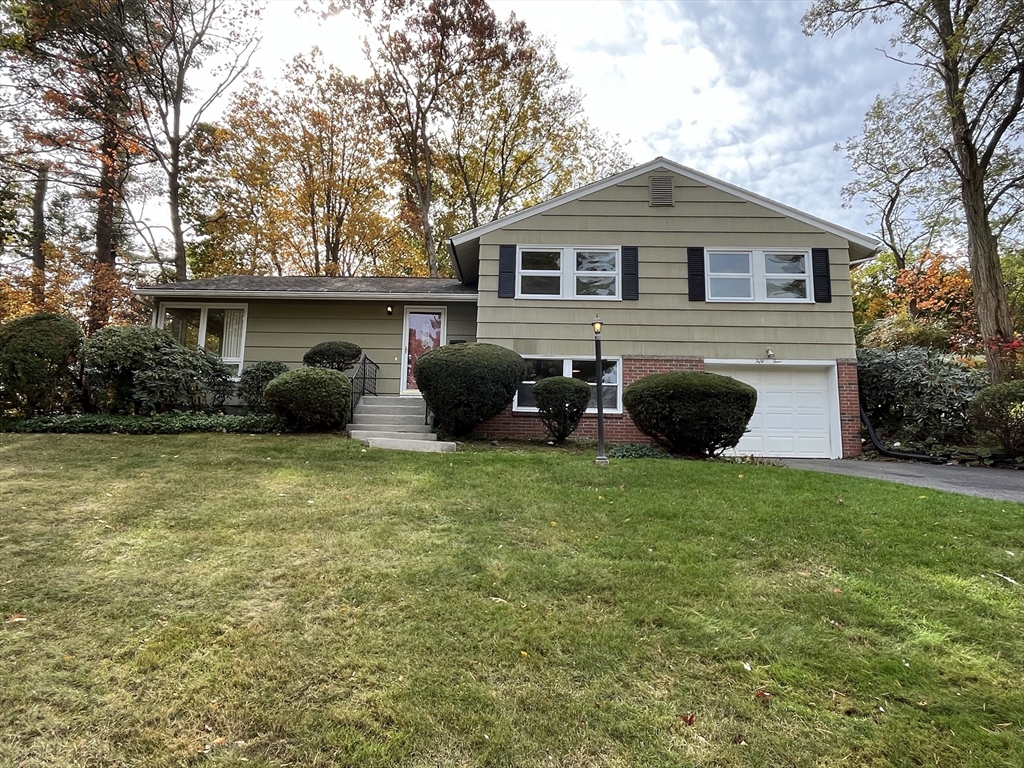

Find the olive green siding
[[240, 300, 476, 395], [476, 172, 857, 361]]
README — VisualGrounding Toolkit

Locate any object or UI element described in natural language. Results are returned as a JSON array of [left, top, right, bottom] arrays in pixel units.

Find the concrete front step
[[356, 402, 426, 415], [351, 413, 427, 426], [347, 422, 431, 433], [363, 437, 457, 453], [348, 430, 437, 441]]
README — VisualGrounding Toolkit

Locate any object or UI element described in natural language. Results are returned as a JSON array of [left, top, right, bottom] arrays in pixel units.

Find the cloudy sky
[[249, 0, 912, 236]]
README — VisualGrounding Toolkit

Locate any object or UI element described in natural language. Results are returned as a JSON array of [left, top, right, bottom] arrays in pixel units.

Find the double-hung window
[[157, 303, 247, 376], [517, 246, 620, 299], [706, 249, 812, 302], [514, 357, 622, 413]]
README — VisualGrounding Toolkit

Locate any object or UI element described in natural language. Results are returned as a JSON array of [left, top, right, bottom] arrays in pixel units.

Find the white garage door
[[704, 365, 837, 458]]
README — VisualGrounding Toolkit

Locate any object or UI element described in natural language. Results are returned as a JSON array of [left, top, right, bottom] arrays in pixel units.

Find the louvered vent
[[649, 175, 674, 206]]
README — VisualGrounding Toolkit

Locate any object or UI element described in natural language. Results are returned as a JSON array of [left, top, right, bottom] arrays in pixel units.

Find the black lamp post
[[592, 315, 608, 465]]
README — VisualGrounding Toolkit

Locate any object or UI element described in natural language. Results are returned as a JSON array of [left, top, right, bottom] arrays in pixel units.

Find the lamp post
[[592, 315, 608, 465]]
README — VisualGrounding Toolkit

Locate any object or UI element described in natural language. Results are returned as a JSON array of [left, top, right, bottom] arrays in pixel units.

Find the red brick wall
[[476, 356, 703, 444], [837, 359, 862, 457]]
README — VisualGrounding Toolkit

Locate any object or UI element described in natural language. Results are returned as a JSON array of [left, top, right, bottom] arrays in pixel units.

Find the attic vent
[[649, 176, 674, 206]]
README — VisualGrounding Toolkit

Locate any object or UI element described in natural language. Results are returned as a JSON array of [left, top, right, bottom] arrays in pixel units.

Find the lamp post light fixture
[[592, 314, 609, 465]]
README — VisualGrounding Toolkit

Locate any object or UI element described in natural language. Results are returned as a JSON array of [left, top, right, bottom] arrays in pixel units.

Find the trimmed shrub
[[303, 340, 362, 372], [237, 361, 290, 414], [857, 346, 985, 447], [3, 412, 278, 434], [607, 443, 671, 459], [969, 381, 1024, 455], [533, 376, 591, 443], [623, 371, 758, 458], [0, 312, 84, 416], [413, 343, 527, 437], [82, 325, 234, 415], [263, 366, 351, 431]]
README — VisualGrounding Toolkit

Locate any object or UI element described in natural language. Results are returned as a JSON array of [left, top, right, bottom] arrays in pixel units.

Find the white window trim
[[705, 248, 814, 303], [154, 301, 249, 376], [513, 355, 623, 414], [516, 245, 622, 300]]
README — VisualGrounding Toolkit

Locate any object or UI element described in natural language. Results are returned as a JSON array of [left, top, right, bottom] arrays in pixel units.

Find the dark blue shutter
[[811, 248, 832, 303], [687, 247, 706, 302], [498, 244, 516, 298], [622, 246, 639, 300]]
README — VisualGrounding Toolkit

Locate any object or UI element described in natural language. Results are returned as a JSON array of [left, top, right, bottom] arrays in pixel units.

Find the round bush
[[413, 343, 527, 437], [237, 361, 289, 414], [303, 340, 362, 372], [533, 376, 591, 443], [263, 366, 351, 431], [82, 325, 234, 415], [0, 312, 84, 417], [623, 371, 758, 458], [969, 381, 1024, 455]]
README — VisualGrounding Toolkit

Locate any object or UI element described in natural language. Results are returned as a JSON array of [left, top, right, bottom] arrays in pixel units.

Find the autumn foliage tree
[[805, 0, 1024, 382]]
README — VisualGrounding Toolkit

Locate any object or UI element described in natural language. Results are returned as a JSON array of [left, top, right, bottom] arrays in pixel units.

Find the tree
[[125, 0, 261, 281], [182, 56, 420, 278], [363, 0, 501, 277], [434, 14, 630, 238], [804, 0, 1024, 382], [1, 0, 143, 331]]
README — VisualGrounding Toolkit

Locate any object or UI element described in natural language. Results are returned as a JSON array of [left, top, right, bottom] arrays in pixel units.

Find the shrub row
[[4, 413, 279, 435]]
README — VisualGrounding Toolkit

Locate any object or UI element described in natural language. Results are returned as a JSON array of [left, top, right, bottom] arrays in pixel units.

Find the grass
[[1, 433, 1022, 767]]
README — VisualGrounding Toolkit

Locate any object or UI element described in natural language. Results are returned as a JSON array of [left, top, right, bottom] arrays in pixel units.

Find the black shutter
[[687, 246, 706, 302], [811, 248, 832, 303], [498, 244, 516, 298], [621, 245, 639, 300]]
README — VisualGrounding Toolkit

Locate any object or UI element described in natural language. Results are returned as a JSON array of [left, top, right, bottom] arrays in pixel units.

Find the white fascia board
[[449, 157, 880, 252], [704, 359, 839, 368], [134, 290, 478, 302]]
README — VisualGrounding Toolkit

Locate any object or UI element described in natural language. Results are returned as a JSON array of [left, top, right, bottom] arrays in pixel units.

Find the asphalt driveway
[[785, 459, 1024, 503]]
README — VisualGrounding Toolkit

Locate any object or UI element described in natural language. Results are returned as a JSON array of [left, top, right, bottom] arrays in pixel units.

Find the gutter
[[132, 290, 478, 302]]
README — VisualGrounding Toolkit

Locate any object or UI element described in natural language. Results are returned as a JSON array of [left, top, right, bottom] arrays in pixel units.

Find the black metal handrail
[[350, 354, 379, 422]]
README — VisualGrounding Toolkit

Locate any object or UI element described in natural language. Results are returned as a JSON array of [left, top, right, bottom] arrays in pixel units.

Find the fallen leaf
[[832, 588, 843, 594], [6, 614, 27, 623], [743, 662, 752, 671], [681, 713, 696, 726]]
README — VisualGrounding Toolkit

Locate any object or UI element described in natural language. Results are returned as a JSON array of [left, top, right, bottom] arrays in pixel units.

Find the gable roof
[[135, 275, 477, 302], [447, 157, 880, 284]]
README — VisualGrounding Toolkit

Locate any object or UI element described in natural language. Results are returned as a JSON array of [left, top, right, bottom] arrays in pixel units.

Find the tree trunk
[[88, 121, 120, 333], [30, 163, 48, 309], [168, 138, 187, 281]]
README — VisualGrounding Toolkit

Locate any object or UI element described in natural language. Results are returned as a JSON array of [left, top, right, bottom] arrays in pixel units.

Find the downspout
[[860, 407, 947, 464]]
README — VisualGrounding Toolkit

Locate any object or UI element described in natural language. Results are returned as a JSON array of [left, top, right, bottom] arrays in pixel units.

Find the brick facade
[[837, 359, 863, 457], [477, 355, 865, 458], [476, 356, 703, 444]]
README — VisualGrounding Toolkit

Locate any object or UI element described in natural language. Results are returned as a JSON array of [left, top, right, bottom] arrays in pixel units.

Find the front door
[[402, 307, 446, 394]]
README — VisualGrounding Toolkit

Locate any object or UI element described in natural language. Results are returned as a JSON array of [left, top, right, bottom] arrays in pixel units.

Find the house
[[135, 158, 878, 458]]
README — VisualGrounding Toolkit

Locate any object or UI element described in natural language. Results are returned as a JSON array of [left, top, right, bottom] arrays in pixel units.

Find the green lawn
[[1, 433, 1022, 767]]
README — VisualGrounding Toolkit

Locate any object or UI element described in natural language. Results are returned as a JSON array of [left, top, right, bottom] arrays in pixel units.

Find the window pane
[[766, 278, 808, 299], [204, 308, 225, 356], [708, 251, 750, 274], [221, 309, 245, 358], [520, 275, 561, 295], [521, 250, 560, 271], [576, 250, 616, 272], [576, 275, 617, 297], [164, 307, 201, 347], [524, 359, 565, 381], [765, 252, 806, 274], [709, 277, 753, 299], [572, 359, 619, 409], [517, 359, 565, 408]]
